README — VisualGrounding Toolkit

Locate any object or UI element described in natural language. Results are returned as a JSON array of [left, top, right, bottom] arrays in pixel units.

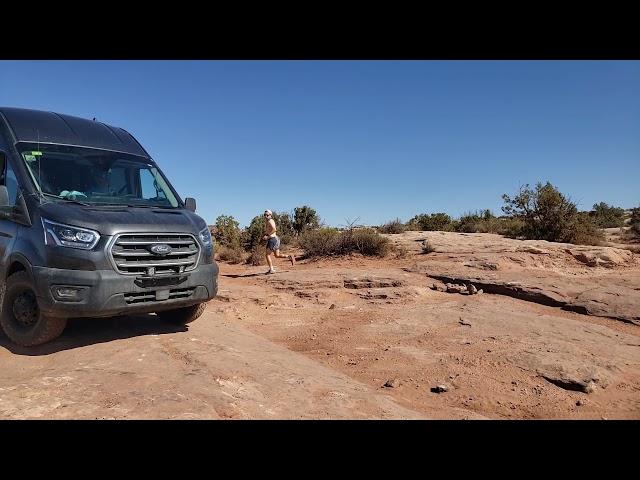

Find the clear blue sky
[[1, 61, 638, 227]]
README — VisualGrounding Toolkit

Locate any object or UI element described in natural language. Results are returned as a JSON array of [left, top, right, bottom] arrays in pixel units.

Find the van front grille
[[110, 233, 200, 275]]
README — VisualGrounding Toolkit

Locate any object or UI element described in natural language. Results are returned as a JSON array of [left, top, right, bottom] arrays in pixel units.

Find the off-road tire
[[0, 271, 67, 346], [157, 302, 206, 325]]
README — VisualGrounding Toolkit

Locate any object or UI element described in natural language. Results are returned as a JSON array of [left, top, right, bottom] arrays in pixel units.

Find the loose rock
[[431, 385, 449, 393], [447, 284, 467, 294], [541, 374, 598, 394]]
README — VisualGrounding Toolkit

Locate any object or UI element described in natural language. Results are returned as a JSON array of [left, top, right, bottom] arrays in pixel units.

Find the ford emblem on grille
[[149, 244, 172, 256]]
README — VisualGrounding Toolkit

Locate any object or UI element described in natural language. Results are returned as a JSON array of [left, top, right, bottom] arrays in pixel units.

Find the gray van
[[0, 107, 218, 346]]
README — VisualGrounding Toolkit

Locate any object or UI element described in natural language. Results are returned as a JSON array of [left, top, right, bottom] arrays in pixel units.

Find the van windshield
[[18, 144, 179, 208]]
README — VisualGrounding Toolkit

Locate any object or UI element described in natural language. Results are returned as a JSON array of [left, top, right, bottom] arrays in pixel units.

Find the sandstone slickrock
[[567, 247, 634, 268]]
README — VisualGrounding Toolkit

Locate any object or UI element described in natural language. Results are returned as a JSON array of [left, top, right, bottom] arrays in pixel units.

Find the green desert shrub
[[407, 213, 454, 231], [590, 202, 625, 228], [213, 214, 242, 248], [502, 182, 603, 245]]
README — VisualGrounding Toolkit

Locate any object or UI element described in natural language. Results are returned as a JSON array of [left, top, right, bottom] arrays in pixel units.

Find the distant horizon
[[207, 199, 638, 229], [2, 60, 638, 228]]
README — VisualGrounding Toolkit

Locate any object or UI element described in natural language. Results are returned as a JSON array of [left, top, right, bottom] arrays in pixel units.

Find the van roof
[[0, 107, 150, 157]]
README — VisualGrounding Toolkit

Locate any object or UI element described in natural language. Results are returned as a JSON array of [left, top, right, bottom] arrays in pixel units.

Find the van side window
[[0, 152, 19, 207]]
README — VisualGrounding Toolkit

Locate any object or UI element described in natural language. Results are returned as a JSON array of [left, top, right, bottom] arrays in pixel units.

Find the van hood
[[36, 202, 208, 237]]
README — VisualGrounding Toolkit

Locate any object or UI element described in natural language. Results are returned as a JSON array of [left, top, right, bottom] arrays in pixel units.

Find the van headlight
[[199, 227, 213, 248], [42, 218, 100, 250]]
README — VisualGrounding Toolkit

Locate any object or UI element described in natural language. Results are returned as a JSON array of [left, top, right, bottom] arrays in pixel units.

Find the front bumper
[[31, 263, 219, 318]]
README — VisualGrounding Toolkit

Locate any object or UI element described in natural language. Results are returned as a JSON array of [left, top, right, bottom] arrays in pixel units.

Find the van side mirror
[[184, 197, 196, 212], [0, 185, 9, 208]]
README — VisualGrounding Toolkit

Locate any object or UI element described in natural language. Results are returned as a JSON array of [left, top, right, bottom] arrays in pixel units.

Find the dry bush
[[456, 210, 495, 233], [421, 239, 435, 254], [246, 246, 266, 266], [456, 214, 524, 237], [394, 244, 410, 259], [299, 228, 341, 257], [300, 226, 390, 258], [379, 218, 406, 234], [404, 221, 421, 231], [351, 228, 392, 257], [216, 245, 245, 264]]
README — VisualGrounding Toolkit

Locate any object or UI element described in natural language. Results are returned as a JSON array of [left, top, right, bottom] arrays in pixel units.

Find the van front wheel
[[157, 303, 206, 325], [0, 271, 67, 347]]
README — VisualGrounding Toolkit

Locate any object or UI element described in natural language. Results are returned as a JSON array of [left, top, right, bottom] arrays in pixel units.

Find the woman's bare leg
[[274, 249, 295, 266], [265, 249, 275, 272]]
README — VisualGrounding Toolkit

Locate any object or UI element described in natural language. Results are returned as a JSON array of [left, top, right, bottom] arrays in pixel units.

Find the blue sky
[[1, 61, 638, 227]]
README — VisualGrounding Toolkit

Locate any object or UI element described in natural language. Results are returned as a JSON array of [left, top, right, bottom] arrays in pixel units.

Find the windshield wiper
[[40, 192, 91, 207], [94, 203, 176, 209], [90, 203, 152, 208]]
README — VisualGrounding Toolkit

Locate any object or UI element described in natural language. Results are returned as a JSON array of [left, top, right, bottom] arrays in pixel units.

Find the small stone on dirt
[[431, 385, 449, 393], [329, 304, 336, 309], [447, 284, 467, 294], [384, 378, 400, 388], [584, 381, 597, 394]]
